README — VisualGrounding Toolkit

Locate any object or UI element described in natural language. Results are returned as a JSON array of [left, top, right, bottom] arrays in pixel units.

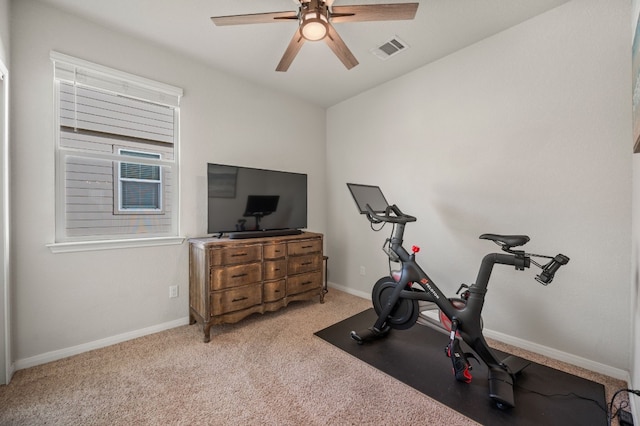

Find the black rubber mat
[[315, 309, 607, 426]]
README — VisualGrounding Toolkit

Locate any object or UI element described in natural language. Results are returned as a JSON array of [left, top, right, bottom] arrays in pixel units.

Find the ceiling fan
[[211, 0, 419, 72]]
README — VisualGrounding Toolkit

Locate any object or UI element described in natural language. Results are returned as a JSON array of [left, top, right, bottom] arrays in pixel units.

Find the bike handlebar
[[535, 253, 570, 285], [365, 203, 417, 225], [361, 199, 570, 286]]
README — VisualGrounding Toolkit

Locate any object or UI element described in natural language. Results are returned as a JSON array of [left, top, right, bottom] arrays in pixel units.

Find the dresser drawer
[[287, 239, 321, 256], [211, 283, 262, 315], [263, 279, 285, 302], [264, 259, 287, 280], [287, 271, 322, 296], [188, 232, 324, 343], [288, 253, 322, 275], [210, 263, 262, 291], [208, 245, 262, 266], [263, 243, 286, 259]]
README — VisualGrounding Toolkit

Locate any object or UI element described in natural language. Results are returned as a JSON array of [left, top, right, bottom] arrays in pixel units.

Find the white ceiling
[[37, 0, 571, 107]]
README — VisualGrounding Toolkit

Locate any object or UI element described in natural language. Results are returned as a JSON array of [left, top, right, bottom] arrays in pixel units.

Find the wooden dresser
[[189, 232, 324, 342]]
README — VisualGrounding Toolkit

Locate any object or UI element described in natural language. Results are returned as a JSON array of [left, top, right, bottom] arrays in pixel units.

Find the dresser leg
[[203, 324, 212, 343], [321, 255, 328, 303]]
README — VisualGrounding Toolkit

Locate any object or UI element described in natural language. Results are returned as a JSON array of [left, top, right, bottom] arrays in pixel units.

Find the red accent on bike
[[412, 245, 420, 253], [462, 367, 473, 383], [440, 311, 455, 334]]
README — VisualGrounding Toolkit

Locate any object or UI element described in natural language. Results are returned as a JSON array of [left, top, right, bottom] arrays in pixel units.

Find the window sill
[[47, 236, 185, 253]]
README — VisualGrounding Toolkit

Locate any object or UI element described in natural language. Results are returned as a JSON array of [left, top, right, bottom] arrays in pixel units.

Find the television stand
[[227, 229, 302, 240], [188, 232, 325, 342]]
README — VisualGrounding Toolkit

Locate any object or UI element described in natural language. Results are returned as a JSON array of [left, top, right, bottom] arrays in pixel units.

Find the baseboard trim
[[329, 282, 369, 300], [12, 284, 633, 384], [629, 394, 638, 426], [14, 317, 190, 371], [328, 282, 629, 381], [3, 361, 15, 385], [483, 329, 629, 382]]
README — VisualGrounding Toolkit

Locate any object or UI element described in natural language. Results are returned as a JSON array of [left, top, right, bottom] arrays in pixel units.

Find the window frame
[[48, 52, 184, 253], [115, 148, 164, 214]]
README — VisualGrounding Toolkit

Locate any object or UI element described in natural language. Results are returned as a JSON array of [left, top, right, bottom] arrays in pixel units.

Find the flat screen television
[[207, 163, 307, 239]]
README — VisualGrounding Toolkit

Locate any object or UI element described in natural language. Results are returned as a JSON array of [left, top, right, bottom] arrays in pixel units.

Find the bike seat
[[479, 234, 530, 248]]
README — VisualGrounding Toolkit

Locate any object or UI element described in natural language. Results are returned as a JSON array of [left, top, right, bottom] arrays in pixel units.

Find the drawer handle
[[231, 273, 248, 279], [231, 252, 248, 257], [301, 281, 313, 286], [301, 245, 313, 249], [301, 262, 312, 266], [232, 296, 248, 302]]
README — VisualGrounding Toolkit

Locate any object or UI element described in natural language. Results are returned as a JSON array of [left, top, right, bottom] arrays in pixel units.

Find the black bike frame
[[349, 191, 568, 408], [374, 220, 530, 370]]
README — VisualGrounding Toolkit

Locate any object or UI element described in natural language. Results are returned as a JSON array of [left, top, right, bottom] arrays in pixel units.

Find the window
[[117, 150, 162, 212], [50, 52, 183, 249]]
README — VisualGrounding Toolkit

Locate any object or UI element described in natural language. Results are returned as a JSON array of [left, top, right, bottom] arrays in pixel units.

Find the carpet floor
[[0, 289, 628, 425]]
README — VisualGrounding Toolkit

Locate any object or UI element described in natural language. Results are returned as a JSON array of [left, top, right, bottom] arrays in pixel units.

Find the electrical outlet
[[169, 285, 178, 298], [360, 266, 366, 276]]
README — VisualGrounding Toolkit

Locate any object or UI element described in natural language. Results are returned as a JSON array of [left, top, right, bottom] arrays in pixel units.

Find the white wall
[[0, 0, 9, 385], [327, 0, 631, 374], [9, 0, 326, 364], [0, 0, 7, 63], [632, 150, 640, 414], [631, 0, 640, 412]]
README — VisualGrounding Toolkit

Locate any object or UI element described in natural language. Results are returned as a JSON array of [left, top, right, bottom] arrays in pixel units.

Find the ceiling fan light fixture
[[300, 11, 328, 41], [211, 1, 419, 72]]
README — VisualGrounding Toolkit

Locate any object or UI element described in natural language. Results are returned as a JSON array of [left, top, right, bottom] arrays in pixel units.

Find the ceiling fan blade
[[330, 3, 419, 23], [211, 11, 298, 26], [324, 24, 358, 70], [276, 28, 306, 72]]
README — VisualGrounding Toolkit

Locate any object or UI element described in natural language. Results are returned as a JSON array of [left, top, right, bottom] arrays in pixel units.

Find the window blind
[[51, 51, 182, 107], [58, 82, 175, 143]]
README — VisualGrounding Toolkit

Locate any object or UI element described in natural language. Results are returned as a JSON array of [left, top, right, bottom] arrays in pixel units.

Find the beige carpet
[[0, 289, 628, 425]]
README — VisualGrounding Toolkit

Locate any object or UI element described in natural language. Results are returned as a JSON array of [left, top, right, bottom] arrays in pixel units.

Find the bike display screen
[[347, 183, 390, 214]]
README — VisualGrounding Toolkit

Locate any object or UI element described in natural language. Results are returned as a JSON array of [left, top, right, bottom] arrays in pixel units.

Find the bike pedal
[[458, 366, 473, 383], [446, 340, 473, 383]]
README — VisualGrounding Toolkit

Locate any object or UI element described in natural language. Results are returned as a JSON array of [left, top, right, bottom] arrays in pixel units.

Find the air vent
[[370, 36, 409, 60]]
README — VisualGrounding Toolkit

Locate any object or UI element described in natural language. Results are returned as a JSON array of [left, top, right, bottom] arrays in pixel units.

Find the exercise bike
[[346, 183, 570, 409]]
